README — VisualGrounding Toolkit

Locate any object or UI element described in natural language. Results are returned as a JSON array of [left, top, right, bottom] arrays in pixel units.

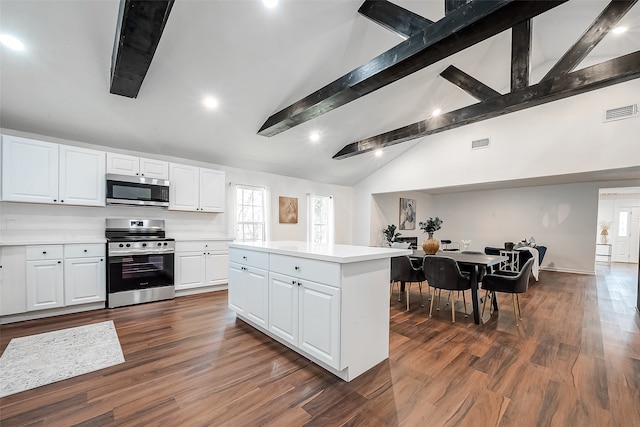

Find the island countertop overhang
[[229, 241, 411, 264]]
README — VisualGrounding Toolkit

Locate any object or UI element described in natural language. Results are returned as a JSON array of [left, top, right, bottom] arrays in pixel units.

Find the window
[[308, 194, 334, 244], [236, 185, 266, 241]]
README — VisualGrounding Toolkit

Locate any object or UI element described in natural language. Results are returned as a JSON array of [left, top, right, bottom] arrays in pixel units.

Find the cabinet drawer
[[176, 240, 230, 253], [228, 248, 269, 269], [26, 245, 63, 261], [270, 254, 340, 287], [64, 244, 105, 258]]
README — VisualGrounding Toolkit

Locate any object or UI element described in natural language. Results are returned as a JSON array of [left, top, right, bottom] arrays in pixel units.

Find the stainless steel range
[[106, 219, 175, 308]]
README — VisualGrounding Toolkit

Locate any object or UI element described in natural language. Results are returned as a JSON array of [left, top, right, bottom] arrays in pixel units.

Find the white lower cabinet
[[2, 244, 106, 318], [175, 241, 230, 291], [0, 246, 27, 316], [63, 244, 106, 305], [26, 245, 64, 311], [268, 272, 340, 368]]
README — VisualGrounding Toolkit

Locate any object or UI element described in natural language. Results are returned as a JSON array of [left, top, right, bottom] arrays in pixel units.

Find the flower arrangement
[[419, 217, 443, 235], [600, 221, 610, 243], [382, 224, 401, 245]]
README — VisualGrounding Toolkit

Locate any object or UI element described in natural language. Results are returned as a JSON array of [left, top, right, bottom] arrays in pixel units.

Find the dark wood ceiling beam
[[358, 0, 433, 39], [333, 51, 640, 159], [445, 0, 472, 15], [511, 19, 532, 92], [440, 65, 501, 102], [541, 0, 637, 81], [110, 0, 174, 98], [257, 0, 568, 137]]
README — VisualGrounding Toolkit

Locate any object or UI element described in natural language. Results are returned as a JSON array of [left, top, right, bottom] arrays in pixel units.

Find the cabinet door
[[268, 272, 298, 346], [64, 256, 106, 305], [298, 280, 341, 369], [140, 158, 169, 179], [1, 135, 58, 204], [244, 266, 269, 328], [228, 262, 245, 314], [59, 145, 106, 206], [205, 251, 228, 286], [175, 251, 206, 290], [106, 152, 139, 176], [169, 163, 199, 211], [0, 246, 27, 316], [199, 168, 225, 212], [26, 259, 64, 311]]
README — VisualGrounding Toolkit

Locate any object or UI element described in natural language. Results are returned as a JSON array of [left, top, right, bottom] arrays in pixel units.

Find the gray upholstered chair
[[390, 256, 426, 311], [481, 257, 535, 325], [422, 256, 471, 322]]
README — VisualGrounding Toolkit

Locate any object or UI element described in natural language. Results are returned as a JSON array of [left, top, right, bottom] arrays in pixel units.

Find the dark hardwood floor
[[1, 263, 639, 426]]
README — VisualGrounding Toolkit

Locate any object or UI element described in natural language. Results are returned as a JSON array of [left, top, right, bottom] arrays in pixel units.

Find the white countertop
[[0, 238, 106, 246], [172, 235, 234, 242], [229, 240, 412, 263]]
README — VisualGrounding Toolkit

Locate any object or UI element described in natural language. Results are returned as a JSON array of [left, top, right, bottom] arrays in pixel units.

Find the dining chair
[[390, 256, 426, 311], [422, 256, 471, 322], [481, 257, 535, 325]]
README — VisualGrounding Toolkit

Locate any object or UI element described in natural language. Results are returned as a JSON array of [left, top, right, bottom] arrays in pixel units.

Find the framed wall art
[[399, 198, 416, 230], [279, 196, 298, 224]]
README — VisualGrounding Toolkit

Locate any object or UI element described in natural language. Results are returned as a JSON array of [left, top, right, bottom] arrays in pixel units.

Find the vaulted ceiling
[[1, 0, 638, 186]]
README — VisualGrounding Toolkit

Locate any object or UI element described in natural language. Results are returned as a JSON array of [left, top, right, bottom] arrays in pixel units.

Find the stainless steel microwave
[[106, 174, 170, 207]]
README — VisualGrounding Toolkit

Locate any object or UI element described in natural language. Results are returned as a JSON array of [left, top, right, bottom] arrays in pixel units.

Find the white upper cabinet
[[106, 152, 168, 179], [2, 135, 105, 206], [199, 168, 225, 212], [2, 135, 59, 203], [169, 163, 225, 212], [59, 145, 105, 206], [169, 163, 199, 211]]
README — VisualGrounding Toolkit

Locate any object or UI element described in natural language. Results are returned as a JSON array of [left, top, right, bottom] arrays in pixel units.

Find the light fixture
[[432, 108, 442, 117], [263, 0, 278, 8], [0, 34, 25, 51], [374, 149, 383, 157], [309, 132, 320, 142], [612, 26, 628, 34], [202, 96, 219, 110]]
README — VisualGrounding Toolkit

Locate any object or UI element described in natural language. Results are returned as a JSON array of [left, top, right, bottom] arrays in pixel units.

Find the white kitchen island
[[228, 241, 411, 382]]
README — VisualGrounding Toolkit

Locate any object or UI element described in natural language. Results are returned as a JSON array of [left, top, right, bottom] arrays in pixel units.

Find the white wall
[[0, 129, 353, 244], [352, 80, 640, 271], [370, 191, 434, 247]]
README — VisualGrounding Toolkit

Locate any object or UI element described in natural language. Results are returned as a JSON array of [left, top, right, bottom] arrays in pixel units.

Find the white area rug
[[0, 320, 125, 398]]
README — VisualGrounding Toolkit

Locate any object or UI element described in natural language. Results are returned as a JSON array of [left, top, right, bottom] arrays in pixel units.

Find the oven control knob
[[119, 244, 124, 248], [126, 243, 131, 247], [157, 243, 162, 247], [164, 243, 168, 246], [142, 243, 147, 247]]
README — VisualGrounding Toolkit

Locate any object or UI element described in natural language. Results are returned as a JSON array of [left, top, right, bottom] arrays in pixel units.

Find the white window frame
[[307, 193, 334, 245], [235, 184, 268, 242]]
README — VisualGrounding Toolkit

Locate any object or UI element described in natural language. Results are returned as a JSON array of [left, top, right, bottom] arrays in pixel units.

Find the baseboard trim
[[176, 283, 228, 298], [539, 267, 595, 276]]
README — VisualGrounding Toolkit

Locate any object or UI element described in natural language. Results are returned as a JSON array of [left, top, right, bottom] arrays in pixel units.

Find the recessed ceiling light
[[309, 132, 320, 142], [202, 96, 219, 110], [263, 0, 278, 8], [432, 108, 442, 117], [0, 34, 25, 51], [612, 26, 628, 34], [374, 149, 383, 157]]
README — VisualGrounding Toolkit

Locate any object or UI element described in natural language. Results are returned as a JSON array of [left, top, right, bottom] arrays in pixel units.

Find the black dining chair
[[422, 256, 471, 322], [390, 256, 426, 311], [481, 257, 535, 325]]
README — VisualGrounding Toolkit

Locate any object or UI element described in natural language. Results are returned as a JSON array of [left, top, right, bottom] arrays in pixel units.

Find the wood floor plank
[[1, 264, 638, 425]]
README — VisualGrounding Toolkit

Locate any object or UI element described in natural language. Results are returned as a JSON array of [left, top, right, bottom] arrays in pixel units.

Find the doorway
[[596, 187, 640, 265]]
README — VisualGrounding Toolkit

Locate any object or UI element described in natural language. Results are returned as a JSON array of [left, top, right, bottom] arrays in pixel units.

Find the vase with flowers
[[419, 217, 443, 254], [382, 224, 401, 247], [599, 221, 610, 244]]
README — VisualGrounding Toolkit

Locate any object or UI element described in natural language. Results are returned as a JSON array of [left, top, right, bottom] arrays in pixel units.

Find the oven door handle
[[108, 250, 175, 258]]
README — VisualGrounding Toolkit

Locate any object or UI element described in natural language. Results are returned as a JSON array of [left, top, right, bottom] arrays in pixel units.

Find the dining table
[[411, 249, 508, 324]]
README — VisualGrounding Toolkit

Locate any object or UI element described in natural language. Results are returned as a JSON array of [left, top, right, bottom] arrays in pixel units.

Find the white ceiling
[[1, 0, 638, 186]]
